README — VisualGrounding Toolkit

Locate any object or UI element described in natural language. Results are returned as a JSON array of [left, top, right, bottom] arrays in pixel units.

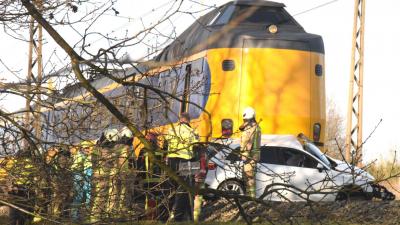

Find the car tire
[[336, 186, 368, 201], [217, 180, 245, 195]]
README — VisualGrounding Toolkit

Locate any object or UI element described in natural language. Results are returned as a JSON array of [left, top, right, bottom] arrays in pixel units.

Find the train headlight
[[268, 24, 278, 34]]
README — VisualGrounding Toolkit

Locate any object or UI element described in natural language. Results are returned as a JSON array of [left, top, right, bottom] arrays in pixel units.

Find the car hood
[[332, 159, 375, 182]]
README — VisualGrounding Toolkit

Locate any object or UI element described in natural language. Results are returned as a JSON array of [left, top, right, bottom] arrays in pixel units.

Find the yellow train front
[[153, 0, 325, 144]]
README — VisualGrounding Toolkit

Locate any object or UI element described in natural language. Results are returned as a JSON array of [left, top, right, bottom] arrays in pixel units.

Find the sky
[[1, 0, 399, 163]]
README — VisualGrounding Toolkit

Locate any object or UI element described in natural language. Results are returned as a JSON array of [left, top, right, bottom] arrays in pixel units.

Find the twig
[[234, 197, 251, 225]]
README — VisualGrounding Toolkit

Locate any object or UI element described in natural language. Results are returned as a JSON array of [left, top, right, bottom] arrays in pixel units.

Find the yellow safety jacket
[[166, 123, 198, 160], [71, 151, 92, 172], [6, 157, 36, 186]]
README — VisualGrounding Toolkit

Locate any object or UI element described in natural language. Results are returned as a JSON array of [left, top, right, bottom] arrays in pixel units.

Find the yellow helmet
[[81, 140, 94, 148]]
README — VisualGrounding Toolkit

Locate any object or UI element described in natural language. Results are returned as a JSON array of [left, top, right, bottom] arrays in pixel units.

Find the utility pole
[[24, 0, 43, 149], [345, 0, 366, 167]]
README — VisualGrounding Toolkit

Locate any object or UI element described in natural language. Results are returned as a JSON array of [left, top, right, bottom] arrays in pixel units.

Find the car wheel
[[217, 180, 245, 195], [336, 186, 368, 201]]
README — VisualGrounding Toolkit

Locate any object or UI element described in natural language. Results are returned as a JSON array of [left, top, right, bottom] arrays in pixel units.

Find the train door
[[176, 58, 210, 119], [241, 39, 311, 136]]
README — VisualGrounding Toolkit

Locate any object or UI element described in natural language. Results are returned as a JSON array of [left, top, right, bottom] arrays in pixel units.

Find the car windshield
[[304, 142, 331, 168]]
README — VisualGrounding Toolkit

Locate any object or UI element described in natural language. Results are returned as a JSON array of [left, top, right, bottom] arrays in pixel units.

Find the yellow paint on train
[[136, 46, 326, 149], [198, 47, 325, 141]]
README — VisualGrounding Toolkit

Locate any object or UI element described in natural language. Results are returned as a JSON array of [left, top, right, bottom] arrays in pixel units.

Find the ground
[[1, 200, 400, 224], [200, 199, 400, 225]]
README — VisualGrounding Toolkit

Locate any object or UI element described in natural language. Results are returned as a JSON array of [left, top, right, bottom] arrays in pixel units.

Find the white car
[[205, 134, 394, 202]]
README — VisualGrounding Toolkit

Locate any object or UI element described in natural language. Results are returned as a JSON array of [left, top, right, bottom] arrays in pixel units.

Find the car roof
[[220, 134, 303, 150], [261, 135, 303, 150]]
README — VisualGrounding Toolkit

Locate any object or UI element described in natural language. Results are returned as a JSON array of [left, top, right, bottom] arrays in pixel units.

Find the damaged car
[[205, 134, 395, 201]]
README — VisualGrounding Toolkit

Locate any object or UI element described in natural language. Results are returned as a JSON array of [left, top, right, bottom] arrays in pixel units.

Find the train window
[[222, 60, 235, 71], [230, 6, 296, 26], [188, 58, 208, 119], [208, 11, 221, 26], [214, 5, 235, 25], [315, 64, 323, 76], [125, 97, 135, 120], [126, 86, 145, 126], [134, 87, 144, 98]]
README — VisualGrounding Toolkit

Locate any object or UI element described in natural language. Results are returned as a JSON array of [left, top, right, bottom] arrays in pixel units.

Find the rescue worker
[[91, 128, 118, 221], [108, 127, 133, 215], [239, 107, 261, 198], [143, 131, 161, 220], [50, 147, 73, 218], [71, 141, 93, 221], [6, 150, 36, 225], [165, 112, 198, 222]]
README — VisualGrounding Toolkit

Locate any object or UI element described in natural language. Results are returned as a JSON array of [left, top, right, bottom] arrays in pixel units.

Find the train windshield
[[214, 5, 296, 26]]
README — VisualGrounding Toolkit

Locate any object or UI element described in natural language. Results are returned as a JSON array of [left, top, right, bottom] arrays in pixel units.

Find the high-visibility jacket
[[166, 123, 198, 160], [71, 151, 92, 173], [6, 157, 36, 186]]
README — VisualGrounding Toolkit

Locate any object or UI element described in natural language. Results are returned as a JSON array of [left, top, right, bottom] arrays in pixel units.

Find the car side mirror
[[317, 163, 326, 173]]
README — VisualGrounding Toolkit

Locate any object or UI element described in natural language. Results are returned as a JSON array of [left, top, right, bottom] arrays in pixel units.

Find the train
[[34, 0, 326, 151]]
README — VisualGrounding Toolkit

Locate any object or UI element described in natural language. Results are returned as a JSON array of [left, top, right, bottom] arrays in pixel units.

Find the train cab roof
[[232, 0, 285, 8], [155, 0, 324, 63], [210, 0, 298, 27]]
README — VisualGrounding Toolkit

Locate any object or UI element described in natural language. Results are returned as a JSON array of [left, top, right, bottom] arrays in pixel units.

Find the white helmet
[[119, 127, 133, 139], [104, 128, 119, 142], [242, 107, 256, 119]]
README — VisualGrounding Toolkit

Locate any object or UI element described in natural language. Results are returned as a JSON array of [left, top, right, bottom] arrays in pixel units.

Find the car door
[[207, 144, 242, 187], [256, 146, 296, 201], [281, 148, 336, 202], [221, 146, 243, 181]]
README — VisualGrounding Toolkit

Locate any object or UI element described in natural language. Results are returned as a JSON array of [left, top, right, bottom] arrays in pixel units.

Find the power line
[[93, 0, 177, 22], [85, 0, 180, 47], [293, 0, 340, 17], [72, 0, 343, 62]]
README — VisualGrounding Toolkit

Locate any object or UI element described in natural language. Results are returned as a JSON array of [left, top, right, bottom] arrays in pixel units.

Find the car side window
[[260, 146, 319, 169], [226, 147, 241, 162], [259, 146, 286, 165], [282, 148, 319, 169]]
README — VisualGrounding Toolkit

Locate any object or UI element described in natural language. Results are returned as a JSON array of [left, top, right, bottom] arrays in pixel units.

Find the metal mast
[[25, 0, 43, 149], [345, 0, 366, 166]]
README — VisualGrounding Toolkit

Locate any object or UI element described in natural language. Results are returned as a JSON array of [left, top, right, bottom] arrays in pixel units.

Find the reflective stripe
[[251, 125, 261, 160]]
